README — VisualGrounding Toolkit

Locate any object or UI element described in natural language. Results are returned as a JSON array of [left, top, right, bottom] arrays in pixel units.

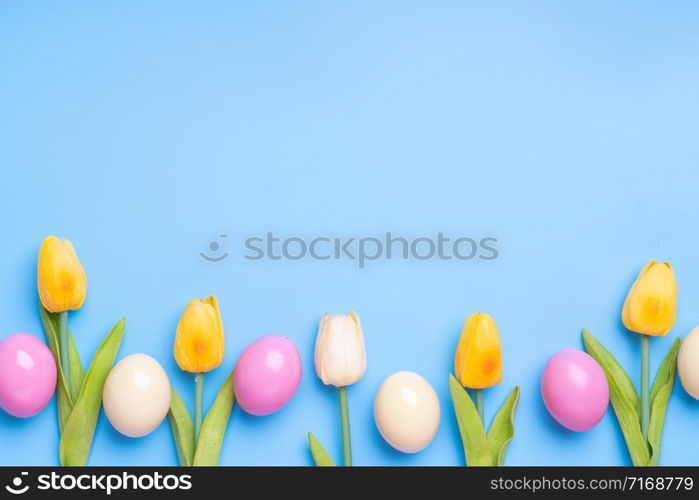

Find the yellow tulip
[[174, 295, 224, 373], [37, 235, 87, 313], [622, 261, 676, 337], [454, 312, 503, 389]]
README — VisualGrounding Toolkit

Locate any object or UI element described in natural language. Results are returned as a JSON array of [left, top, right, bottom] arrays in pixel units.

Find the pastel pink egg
[[233, 335, 302, 416], [541, 349, 609, 432], [0, 333, 57, 418]]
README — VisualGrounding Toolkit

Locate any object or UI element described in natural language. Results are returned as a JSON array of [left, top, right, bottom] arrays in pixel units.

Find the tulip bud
[[622, 261, 676, 337], [37, 236, 87, 313], [174, 295, 224, 373], [454, 312, 503, 389], [314, 311, 366, 387]]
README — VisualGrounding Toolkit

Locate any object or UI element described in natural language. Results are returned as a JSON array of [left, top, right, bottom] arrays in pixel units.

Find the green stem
[[474, 388, 484, 425], [59, 311, 70, 396], [194, 373, 204, 444], [640, 334, 650, 440], [338, 386, 352, 466]]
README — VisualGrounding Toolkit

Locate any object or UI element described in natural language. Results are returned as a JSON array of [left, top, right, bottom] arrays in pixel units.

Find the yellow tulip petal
[[622, 261, 677, 337], [37, 235, 87, 313], [174, 295, 225, 373], [454, 312, 503, 389]]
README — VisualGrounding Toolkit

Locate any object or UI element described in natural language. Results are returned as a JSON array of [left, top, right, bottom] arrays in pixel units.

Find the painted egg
[[0, 333, 57, 418], [374, 371, 440, 453], [541, 349, 609, 431], [103, 353, 171, 437], [679, 326, 699, 399], [234, 335, 302, 416]]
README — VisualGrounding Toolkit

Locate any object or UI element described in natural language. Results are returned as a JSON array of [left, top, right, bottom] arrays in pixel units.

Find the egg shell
[[541, 349, 609, 432], [679, 326, 699, 399], [0, 333, 57, 418], [103, 353, 171, 438], [233, 335, 302, 416], [374, 371, 440, 453]]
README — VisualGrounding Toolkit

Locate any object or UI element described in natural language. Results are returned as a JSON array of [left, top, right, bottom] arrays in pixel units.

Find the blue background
[[1, 1, 698, 466]]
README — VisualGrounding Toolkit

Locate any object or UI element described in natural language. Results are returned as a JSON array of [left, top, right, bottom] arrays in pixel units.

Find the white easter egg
[[103, 353, 171, 438], [679, 326, 699, 400], [374, 371, 440, 453]]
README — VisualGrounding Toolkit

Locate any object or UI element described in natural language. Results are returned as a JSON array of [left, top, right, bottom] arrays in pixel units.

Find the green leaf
[[168, 387, 196, 466], [582, 328, 640, 418], [192, 372, 235, 466], [486, 386, 520, 466], [650, 338, 680, 404], [40, 305, 71, 430], [582, 328, 650, 466], [39, 305, 85, 432], [449, 374, 492, 466], [647, 338, 680, 466], [59, 319, 125, 466], [67, 334, 85, 403], [308, 432, 336, 466], [40, 306, 85, 400]]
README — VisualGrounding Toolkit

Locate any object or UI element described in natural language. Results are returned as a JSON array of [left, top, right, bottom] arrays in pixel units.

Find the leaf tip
[[581, 328, 597, 350]]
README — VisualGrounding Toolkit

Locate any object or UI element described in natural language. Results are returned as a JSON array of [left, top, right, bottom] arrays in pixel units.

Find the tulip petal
[[37, 236, 87, 313], [486, 386, 520, 466], [308, 432, 336, 466], [647, 338, 680, 466], [192, 372, 235, 466], [168, 387, 195, 466], [314, 312, 366, 387], [449, 374, 492, 466], [582, 329, 650, 466], [622, 261, 677, 336], [174, 296, 225, 373], [454, 313, 503, 389]]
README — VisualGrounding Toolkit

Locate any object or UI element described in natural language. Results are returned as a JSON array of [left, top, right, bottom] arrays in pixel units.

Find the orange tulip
[[622, 261, 676, 337], [454, 312, 502, 389], [174, 295, 224, 373], [37, 235, 87, 313]]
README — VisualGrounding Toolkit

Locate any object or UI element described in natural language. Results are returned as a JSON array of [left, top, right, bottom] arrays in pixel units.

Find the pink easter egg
[[541, 349, 609, 432], [233, 335, 302, 416], [0, 333, 57, 418]]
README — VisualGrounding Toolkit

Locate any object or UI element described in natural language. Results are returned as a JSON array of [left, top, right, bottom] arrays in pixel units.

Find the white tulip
[[314, 311, 367, 387], [678, 326, 699, 400]]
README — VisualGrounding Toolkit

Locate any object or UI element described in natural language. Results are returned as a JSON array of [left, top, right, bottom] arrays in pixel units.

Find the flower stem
[[474, 388, 484, 424], [194, 373, 204, 444], [59, 311, 70, 395], [338, 386, 352, 466], [640, 334, 650, 440]]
